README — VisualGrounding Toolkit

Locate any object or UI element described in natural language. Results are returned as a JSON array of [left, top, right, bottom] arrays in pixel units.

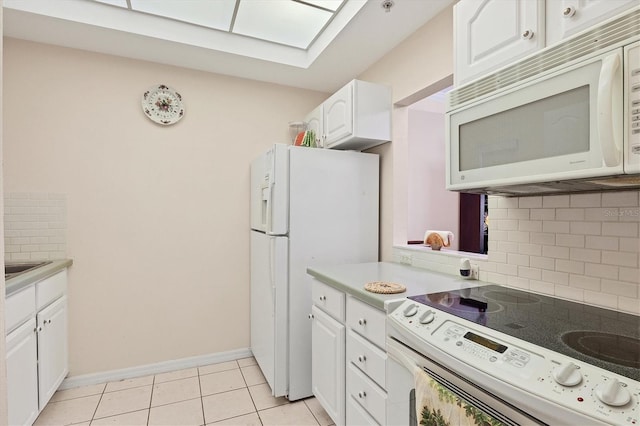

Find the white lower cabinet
[[310, 278, 390, 426], [6, 318, 39, 426], [5, 269, 69, 426], [311, 305, 345, 425]]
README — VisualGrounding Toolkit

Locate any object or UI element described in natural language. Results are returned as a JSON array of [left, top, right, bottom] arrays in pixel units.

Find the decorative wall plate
[[142, 84, 185, 125]]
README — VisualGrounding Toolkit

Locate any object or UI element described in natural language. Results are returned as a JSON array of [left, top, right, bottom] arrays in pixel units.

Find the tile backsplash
[[394, 191, 640, 315], [4, 193, 67, 262]]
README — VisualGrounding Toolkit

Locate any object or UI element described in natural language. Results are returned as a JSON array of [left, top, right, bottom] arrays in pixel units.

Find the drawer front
[[312, 279, 345, 322], [346, 296, 386, 348], [5, 286, 36, 335], [347, 362, 386, 425], [346, 329, 387, 388], [347, 395, 379, 426], [36, 270, 67, 310]]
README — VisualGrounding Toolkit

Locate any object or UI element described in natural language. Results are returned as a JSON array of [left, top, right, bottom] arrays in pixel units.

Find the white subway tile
[[556, 234, 585, 248], [619, 207, 640, 222], [584, 263, 618, 279], [617, 297, 640, 315], [602, 222, 638, 237], [530, 209, 555, 221], [618, 267, 640, 284], [518, 220, 543, 232], [518, 266, 541, 280], [584, 291, 618, 310], [601, 279, 639, 298], [585, 208, 619, 222], [508, 253, 530, 266], [481, 262, 497, 272], [508, 231, 530, 243], [570, 222, 601, 236], [556, 259, 585, 275], [619, 238, 640, 253], [530, 256, 555, 270], [496, 219, 519, 231], [543, 195, 570, 208], [543, 221, 571, 233], [507, 276, 529, 289], [554, 285, 584, 302], [601, 191, 639, 207], [542, 245, 570, 259], [542, 270, 569, 285], [508, 209, 530, 220], [11, 253, 31, 261], [497, 263, 519, 276], [519, 197, 542, 208], [487, 272, 507, 285], [518, 243, 542, 256], [531, 233, 555, 245], [585, 236, 619, 251], [5, 245, 20, 253], [556, 209, 585, 221], [492, 230, 509, 241], [488, 251, 507, 263], [497, 197, 519, 209], [497, 241, 519, 253], [570, 193, 601, 208], [569, 248, 601, 263], [569, 274, 600, 291], [529, 280, 555, 295], [488, 196, 500, 209], [602, 251, 638, 267], [490, 208, 508, 219]]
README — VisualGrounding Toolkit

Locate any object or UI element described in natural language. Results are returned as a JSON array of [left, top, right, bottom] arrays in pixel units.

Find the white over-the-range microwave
[[446, 7, 640, 196]]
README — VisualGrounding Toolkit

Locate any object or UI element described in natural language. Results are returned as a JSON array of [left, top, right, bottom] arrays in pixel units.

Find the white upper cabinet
[[546, 0, 640, 45], [304, 80, 391, 151], [454, 0, 545, 86]]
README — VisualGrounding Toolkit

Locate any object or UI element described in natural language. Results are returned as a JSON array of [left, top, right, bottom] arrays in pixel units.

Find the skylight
[[92, 0, 346, 50]]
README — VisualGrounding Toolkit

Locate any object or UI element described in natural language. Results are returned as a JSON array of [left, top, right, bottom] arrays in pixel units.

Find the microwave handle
[[598, 52, 621, 167]]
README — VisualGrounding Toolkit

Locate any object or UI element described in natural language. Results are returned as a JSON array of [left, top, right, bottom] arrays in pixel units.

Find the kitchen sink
[[5, 261, 52, 280]]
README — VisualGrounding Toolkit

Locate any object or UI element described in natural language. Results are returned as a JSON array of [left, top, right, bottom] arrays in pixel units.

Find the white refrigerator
[[250, 144, 379, 401]]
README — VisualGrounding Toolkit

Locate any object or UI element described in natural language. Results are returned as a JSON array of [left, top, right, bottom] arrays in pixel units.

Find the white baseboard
[[59, 347, 253, 390]]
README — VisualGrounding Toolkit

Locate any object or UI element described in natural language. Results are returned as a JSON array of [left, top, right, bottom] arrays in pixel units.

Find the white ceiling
[[3, 0, 453, 93]]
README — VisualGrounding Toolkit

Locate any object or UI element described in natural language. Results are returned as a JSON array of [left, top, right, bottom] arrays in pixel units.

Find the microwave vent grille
[[448, 8, 640, 110]]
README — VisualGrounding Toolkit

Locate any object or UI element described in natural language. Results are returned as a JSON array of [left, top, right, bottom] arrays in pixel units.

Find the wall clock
[[142, 84, 185, 125]]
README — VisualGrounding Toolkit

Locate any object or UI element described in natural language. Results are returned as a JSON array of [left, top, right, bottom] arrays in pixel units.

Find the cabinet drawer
[[36, 270, 67, 310], [5, 286, 36, 335], [347, 394, 379, 426], [347, 362, 386, 425], [347, 329, 387, 388], [312, 279, 345, 322], [346, 297, 386, 348]]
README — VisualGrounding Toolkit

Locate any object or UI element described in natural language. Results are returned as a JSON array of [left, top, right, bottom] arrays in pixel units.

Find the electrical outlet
[[470, 264, 479, 279], [399, 253, 413, 265]]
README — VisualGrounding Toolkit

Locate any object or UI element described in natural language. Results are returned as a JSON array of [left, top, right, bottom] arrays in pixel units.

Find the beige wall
[[0, 2, 7, 422], [359, 5, 454, 260], [3, 38, 328, 375]]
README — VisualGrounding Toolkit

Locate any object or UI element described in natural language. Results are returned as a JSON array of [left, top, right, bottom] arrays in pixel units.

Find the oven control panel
[[388, 300, 640, 425]]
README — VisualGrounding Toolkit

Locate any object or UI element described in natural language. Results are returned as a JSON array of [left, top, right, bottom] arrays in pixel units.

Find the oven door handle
[[387, 337, 422, 375]]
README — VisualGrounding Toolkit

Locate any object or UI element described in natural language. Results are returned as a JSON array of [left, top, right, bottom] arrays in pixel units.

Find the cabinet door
[[546, 0, 639, 45], [323, 83, 353, 146], [454, 0, 545, 85], [304, 104, 324, 148], [311, 305, 345, 426], [37, 296, 68, 409], [6, 318, 39, 426]]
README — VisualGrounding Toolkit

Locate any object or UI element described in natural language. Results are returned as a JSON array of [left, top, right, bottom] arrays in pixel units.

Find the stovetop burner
[[408, 285, 640, 381]]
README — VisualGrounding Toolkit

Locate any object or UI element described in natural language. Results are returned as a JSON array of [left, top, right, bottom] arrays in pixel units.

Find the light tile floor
[[34, 357, 335, 426]]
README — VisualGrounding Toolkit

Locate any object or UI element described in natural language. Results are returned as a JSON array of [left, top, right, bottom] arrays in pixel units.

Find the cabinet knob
[[358, 355, 367, 363], [358, 391, 367, 399], [563, 6, 576, 18], [308, 314, 314, 319], [46, 319, 52, 324], [319, 296, 326, 301], [358, 318, 367, 326], [37, 326, 42, 332], [521, 30, 534, 40]]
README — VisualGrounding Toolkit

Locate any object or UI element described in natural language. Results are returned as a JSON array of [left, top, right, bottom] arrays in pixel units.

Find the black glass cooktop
[[408, 285, 640, 381]]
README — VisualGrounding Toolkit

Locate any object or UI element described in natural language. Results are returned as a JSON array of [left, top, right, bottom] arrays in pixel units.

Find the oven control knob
[[419, 310, 435, 324], [552, 362, 582, 386], [403, 304, 418, 317], [595, 378, 631, 407]]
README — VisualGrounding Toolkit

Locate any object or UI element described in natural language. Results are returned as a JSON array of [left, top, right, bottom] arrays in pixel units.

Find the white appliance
[[250, 144, 379, 401], [446, 8, 640, 196], [385, 286, 640, 425]]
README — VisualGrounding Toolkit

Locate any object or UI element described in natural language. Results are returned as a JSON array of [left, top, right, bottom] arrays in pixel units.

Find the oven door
[[386, 336, 545, 426]]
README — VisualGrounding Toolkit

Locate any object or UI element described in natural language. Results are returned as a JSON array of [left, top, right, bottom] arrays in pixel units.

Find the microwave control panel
[[627, 41, 640, 173]]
